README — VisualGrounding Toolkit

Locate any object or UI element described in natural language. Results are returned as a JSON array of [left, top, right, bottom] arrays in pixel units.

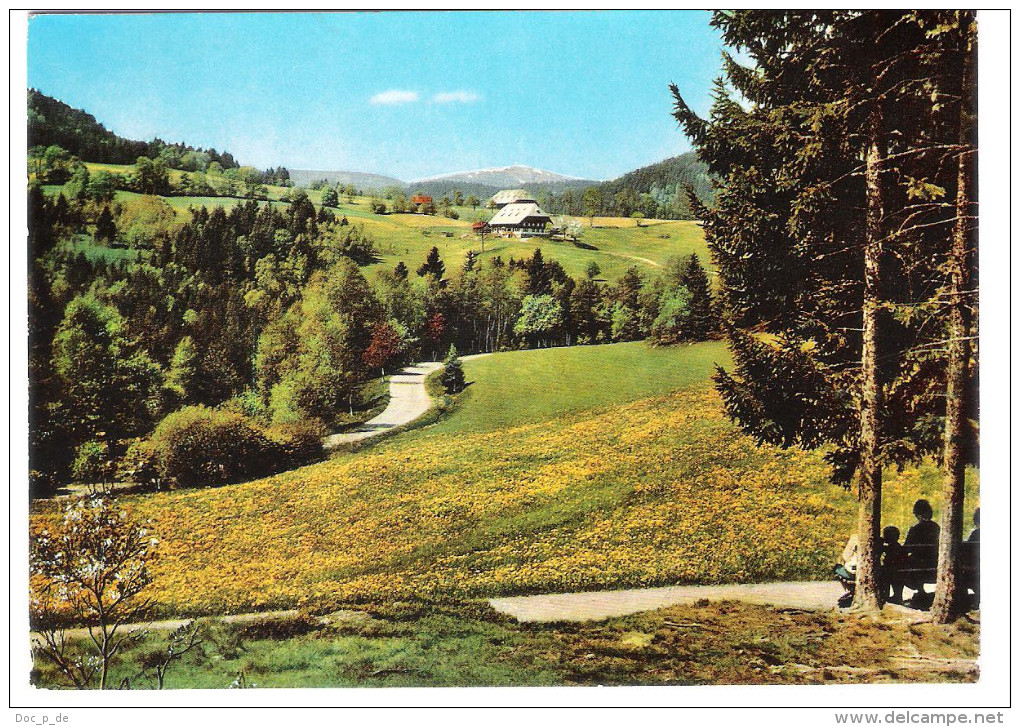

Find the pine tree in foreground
[[672, 11, 977, 612]]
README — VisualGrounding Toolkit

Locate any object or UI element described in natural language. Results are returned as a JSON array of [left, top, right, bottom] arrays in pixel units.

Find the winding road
[[323, 362, 442, 450]]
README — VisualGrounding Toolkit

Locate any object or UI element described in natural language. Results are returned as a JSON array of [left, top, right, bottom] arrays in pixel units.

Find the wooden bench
[[837, 541, 979, 609], [889, 541, 979, 604]]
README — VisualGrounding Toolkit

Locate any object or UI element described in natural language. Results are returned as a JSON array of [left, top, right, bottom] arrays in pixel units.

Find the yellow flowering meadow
[[30, 388, 977, 618]]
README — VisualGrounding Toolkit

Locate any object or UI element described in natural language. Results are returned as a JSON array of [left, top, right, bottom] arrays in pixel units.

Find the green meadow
[[42, 165, 710, 281]]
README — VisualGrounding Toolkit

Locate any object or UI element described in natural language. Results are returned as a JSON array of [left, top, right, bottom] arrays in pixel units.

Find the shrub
[[264, 420, 325, 469], [237, 613, 321, 641], [71, 440, 111, 484], [150, 406, 273, 487], [118, 438, 161, 489], [220, 389, 265, 419], [149, 406, 325, 488]]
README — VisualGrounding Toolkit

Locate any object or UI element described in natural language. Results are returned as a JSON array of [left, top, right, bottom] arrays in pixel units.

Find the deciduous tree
[[31, 495, 158, 689]]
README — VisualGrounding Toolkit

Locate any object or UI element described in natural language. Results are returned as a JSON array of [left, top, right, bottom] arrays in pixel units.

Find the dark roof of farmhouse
[[488, 201, 552, 226], [490, 189, 532, 206]]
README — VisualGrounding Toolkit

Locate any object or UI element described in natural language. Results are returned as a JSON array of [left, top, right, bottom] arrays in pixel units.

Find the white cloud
[[432, 90, 480, 104], [370, 90, 420, 105]]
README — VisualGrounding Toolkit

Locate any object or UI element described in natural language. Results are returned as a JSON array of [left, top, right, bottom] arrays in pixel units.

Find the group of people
[[836, 500, 980, 609]]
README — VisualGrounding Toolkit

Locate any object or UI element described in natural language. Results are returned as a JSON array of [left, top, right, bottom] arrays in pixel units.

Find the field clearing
[[82, 161, 137, 175], [58, 235, 149, 263], [386, 212, 473, 229], [573, 216, 678, 228], [363, 217, 710, 280], [441, 340, 729, 433], [39, 178, 709, 280], [31, 342, 978, 619]]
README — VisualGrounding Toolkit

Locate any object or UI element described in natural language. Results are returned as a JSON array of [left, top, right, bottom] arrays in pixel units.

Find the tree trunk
[[932, 17, 976, 624], [100, 627, 111, 689], [853, 103, 886, 612]]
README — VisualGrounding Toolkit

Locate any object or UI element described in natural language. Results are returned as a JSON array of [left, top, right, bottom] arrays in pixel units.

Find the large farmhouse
[[487, 199, 552, 238]]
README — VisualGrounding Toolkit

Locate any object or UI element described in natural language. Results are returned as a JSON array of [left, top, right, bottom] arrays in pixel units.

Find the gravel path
[[323, 362, 442, 450], [35, 580, 941, 642], [34, 582, 852, 640], [489, 581, 846, 622]]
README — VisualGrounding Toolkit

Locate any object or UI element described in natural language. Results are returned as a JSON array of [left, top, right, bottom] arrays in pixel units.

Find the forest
[[27, 175, 716, 497], [537, 152, 712, 220]]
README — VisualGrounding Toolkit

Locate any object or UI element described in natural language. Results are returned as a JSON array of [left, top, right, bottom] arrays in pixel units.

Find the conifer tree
[[673, 11, 977, 611], [94, 205, 117, 243], [417, 246, 445, 281], [440, 344, 465, 394], [677, 253, 715, 339], [931, 12, 978, 623]]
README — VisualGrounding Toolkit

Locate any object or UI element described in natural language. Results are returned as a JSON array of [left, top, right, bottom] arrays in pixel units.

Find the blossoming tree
[[31, 495, 158, 689]]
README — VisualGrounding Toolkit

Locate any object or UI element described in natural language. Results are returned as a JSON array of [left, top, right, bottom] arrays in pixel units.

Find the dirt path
[[323, 362, 442, 450], [489, 581, 847, 622], [30, 609, 374, 642], [604, 250, 662, 268], [35, 581, 937, 640]]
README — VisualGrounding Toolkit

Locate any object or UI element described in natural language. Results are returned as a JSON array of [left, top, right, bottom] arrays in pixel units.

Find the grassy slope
[[31, 341, 978, 619], [441, 341, 728, 434], [42, 169, 710, 281]]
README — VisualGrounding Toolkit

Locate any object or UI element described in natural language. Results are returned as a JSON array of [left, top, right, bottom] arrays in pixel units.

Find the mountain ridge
[[409, 164, 595, 187], [288, 169, 406, 190]]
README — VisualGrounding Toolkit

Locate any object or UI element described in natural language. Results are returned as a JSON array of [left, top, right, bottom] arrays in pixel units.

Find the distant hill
[[602, 152, 713, 206], [289, 169, 406, 192], [27, 89, 240, 168], [410, 164, 596, 189], [405, 165, 596, 201], [531, 152, 713, 220]]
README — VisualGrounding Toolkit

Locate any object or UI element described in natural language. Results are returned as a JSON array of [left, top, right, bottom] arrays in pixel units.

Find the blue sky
[[28, 11, 727, 181]]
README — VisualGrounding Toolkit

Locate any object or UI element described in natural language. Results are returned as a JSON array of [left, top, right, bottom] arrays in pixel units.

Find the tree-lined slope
[[28, 89, 239, 168]]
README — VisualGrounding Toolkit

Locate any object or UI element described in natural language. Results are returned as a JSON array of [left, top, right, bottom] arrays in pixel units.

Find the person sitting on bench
[[903, 498, 939, 606], [880, 525, 907, 605], [835, 533, 858, 608]]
